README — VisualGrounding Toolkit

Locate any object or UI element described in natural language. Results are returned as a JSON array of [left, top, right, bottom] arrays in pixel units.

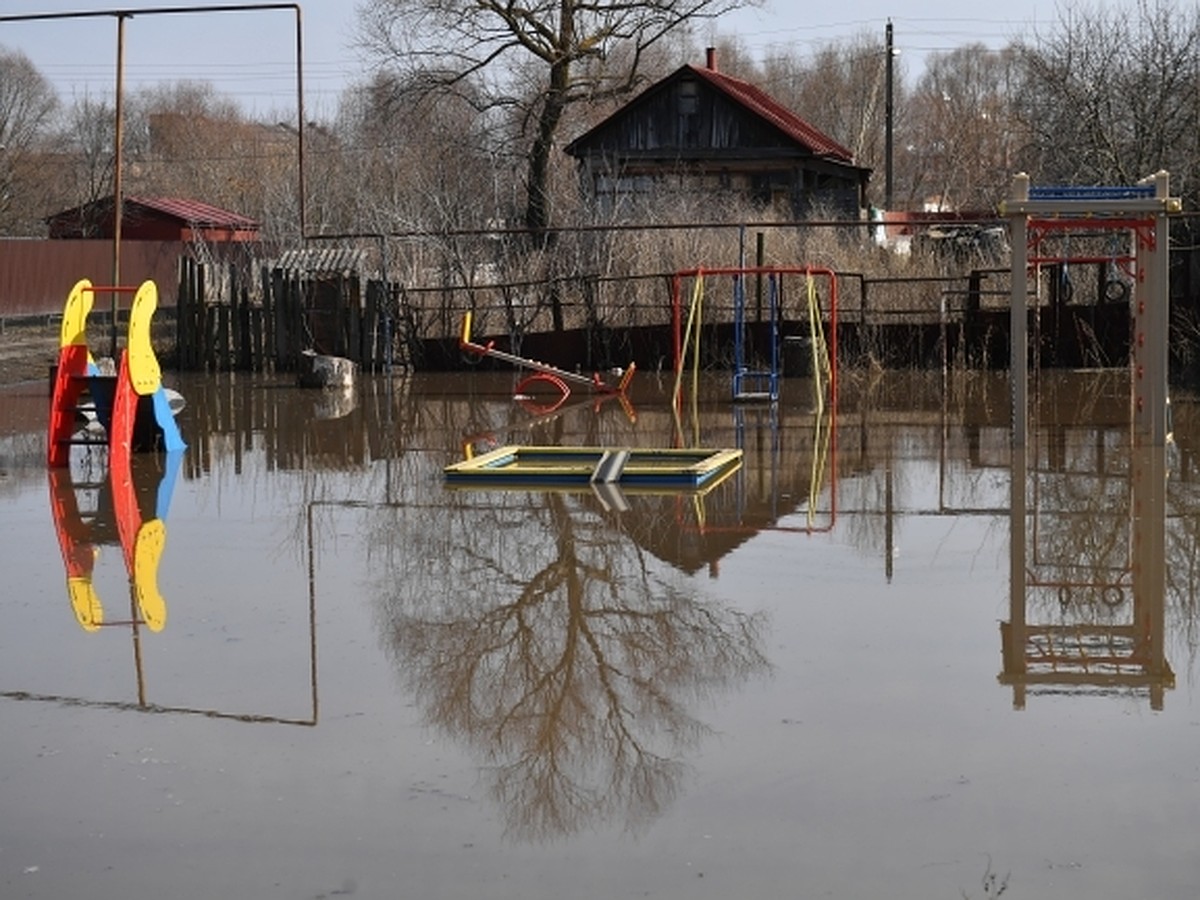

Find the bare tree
[[1014, 0, 1200, 206], [336, 72, 500, 233], [53, 94, 117, 231], [355, 0, 763, 243], [905, 44, 1022, 212], [127, 81, 250, 203], [378, 490, 769, 841], [759, 32, 897, 180], [0, 46, 60, 235], [116, 80, 306, 242]]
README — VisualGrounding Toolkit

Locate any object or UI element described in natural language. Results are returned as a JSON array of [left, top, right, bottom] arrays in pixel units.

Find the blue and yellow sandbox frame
[[444, 445, 742, 489]]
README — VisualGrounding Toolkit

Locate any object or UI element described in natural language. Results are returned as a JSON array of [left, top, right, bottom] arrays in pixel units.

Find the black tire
[[1103, 278, 1130, 304]]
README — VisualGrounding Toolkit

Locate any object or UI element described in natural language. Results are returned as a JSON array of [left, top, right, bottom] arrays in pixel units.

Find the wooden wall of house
[[589, 77, 793, 155]]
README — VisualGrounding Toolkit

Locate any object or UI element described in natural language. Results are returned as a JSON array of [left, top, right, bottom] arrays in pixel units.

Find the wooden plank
[[260, 266, 273, 373], [176, 257, 191, 370], [248, 307, 262, 372], [216, 304, 230, 372], [235, 271, 252, 371], [363, 282, 377, 372], [270, 268, 285, 369]]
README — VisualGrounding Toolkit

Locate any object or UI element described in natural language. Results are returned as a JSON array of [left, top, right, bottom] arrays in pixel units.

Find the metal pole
[[0, 4, 306, 241], [1008, 173, 1030, 448], [1132, 442, 1170, 708], [1133, 171, 1170, 444], [884, 20, 894, 211], [1006, 450, 1028, 709], [111, 13, 129, 358], [294, 5, 305, 239], [755, 231, 764, 322]]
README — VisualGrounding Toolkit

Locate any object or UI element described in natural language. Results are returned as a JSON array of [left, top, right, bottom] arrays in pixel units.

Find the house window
[[679, 81, 698, 115], [678, 81, 699, 147]]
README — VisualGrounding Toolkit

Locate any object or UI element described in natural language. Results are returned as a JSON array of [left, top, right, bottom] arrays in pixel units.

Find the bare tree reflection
[[1025, 426, 1134, 617], [376, 491, 769, 842]]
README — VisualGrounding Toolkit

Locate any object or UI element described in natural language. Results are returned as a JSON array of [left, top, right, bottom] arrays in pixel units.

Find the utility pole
[[885, 20, 894, 211]]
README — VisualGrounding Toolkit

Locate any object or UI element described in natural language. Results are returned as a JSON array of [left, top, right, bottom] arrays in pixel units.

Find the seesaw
[[458, 311, 635, 405]]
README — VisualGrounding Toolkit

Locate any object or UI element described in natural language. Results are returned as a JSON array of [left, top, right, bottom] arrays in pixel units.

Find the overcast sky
[[0, 0, 1145, 118]]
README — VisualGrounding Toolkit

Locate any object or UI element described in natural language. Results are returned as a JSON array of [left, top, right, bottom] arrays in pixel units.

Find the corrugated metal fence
[[0, 239, 181, 318]]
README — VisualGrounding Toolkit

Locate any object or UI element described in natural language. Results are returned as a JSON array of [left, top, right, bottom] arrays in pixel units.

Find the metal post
[[884, 20, 894, 211], [1007, 173, 1030, 448], [294, 4, 306, 239], [1131, 442, 1170, 709], [1005, 450, 1028, 709], [1133, 171, 1171, 444], [110, 13, 128, 359], [0, 4, 306, 243]]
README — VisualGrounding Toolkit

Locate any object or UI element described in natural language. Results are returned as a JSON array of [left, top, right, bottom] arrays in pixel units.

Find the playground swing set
[[670, 266, 837, 409]]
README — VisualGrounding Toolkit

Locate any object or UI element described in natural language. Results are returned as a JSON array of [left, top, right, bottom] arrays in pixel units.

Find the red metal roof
[[685, 64, 855, 162], [125, 196, 259, 229]]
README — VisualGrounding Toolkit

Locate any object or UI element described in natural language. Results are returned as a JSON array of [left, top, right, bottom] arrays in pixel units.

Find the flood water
[[2, 368, 1198, 899]]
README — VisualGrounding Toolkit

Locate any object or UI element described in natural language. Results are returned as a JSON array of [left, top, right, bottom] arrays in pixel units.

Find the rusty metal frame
[[0, 5, 307, 355]]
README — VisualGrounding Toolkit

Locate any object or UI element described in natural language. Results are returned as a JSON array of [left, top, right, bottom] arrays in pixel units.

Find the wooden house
[[564, 49, 871, 219]]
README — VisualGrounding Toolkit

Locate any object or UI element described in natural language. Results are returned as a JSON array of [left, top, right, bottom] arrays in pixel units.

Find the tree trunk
[[526, 58, 569, 331]]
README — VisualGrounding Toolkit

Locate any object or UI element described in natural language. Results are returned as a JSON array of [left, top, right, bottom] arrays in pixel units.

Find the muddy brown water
[[2, 369, 1198, 899]]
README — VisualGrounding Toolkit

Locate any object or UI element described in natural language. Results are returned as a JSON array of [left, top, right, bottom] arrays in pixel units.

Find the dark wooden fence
[[175, 258, 401, 373]]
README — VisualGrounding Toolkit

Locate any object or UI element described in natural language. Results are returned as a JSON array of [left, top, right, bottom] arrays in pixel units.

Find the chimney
[[706, 47, 717, 71]]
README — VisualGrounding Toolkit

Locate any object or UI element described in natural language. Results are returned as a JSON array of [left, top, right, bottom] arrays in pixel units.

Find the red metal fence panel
[[0, 239, 182, 317]]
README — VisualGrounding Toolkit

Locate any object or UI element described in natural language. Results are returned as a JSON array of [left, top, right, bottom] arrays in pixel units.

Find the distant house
[[46, 195, 260, 243], [564, 49, 871, 219]]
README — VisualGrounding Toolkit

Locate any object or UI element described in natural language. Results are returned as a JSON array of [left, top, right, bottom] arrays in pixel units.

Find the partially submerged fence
[[176, 257, 399, 373], [171, 254, 1150, 376]]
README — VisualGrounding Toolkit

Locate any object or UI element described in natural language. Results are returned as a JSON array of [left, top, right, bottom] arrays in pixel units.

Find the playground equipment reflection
[[48, 449, 182, 635], [1001, 437, 1174, 709], [30, 277, 317, 725], [26, 456, 319, 726]]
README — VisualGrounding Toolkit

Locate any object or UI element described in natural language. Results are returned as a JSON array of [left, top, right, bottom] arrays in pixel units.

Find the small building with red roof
[[564, 49, 871, 219], [46, 195, 260, 242]]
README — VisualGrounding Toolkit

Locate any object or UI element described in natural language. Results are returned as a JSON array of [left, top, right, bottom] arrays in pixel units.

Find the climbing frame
[[1003, 172, 1181, 446]]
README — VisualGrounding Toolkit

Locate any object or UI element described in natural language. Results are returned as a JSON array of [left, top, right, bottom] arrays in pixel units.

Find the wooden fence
[[175, 258, 401, 373]]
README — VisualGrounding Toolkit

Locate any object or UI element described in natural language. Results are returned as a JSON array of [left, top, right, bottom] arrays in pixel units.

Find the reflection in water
[[20, 369, 1200, 848], [372, 488, 770, 841], [34, 444, 318, 726], [48, 449, 182, 637], [1003, 428, 1174, 709]]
